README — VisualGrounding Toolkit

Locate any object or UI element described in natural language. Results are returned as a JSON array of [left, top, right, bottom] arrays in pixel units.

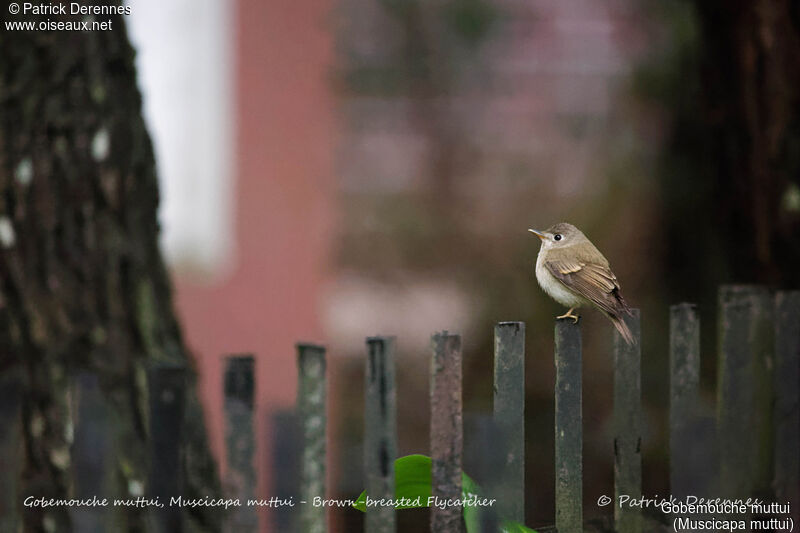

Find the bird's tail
[[609, 313, 635, 346]]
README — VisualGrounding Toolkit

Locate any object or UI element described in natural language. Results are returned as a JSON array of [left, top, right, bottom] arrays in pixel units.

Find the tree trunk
[[0, 13, 220, 533], [692, 0, 800, 284]]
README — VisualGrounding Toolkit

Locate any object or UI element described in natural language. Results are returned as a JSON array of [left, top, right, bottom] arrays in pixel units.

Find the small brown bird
[[529, 222, 634, 345]]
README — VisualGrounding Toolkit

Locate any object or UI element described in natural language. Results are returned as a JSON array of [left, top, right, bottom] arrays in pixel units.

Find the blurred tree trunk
[[693, 0, 800, 283], [0, 14, 220, 533]]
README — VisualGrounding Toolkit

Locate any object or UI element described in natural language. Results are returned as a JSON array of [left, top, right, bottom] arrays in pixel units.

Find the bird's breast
[[535, 250, 586, 308]]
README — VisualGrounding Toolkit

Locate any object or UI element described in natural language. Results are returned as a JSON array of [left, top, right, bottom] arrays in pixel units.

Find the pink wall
[[174, 0, 335, 529]]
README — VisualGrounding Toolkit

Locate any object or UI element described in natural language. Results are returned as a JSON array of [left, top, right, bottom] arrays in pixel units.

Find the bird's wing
[[544, 259, 630, 317]]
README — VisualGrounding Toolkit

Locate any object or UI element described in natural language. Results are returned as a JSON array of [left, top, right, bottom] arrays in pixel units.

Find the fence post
[[554, 318, 582, 533], [364, 336, 397, 533], [270, 409, 301, 532], [430, 332, 463, 533], [297, 343, 327, 533], [717, 285, 773, 501], [463, 414, 501, 532], [614, 309, 641, 533], [0, 366, 22, 533], [223, 355, 257, 532], [147, 363, 186, 533], [493, 322, 525, 525], [669, 303, 700, 498], [70, 372, 114, 532], [774, 291, 799, 525]]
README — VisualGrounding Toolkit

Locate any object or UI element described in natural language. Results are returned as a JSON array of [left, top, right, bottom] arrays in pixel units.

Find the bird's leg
[[556, 307, 580, 323]]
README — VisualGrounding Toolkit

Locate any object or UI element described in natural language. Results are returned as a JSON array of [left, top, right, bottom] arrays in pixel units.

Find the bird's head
[[528, 222, 586, 250]]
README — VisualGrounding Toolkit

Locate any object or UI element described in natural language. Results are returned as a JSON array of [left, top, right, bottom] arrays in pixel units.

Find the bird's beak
[[528, 229, 546, 240]]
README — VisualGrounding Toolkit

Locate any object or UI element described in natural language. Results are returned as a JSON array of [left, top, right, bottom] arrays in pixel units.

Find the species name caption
[[597, 495, 795, 532], [23, 494, 497, 510]]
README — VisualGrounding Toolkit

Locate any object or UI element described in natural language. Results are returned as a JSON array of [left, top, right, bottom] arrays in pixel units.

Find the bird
[[528, 222, 634, 345]]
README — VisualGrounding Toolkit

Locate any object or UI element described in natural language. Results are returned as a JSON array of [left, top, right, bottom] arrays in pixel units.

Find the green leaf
[[500, 520, 538, 533], [353, 454, 538, 533], [353, 454, 433, 512]]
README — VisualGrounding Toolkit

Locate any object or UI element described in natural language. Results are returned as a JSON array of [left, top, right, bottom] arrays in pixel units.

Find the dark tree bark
[[657, 0, 800, 294], [0, 12, 220, 533], [693, 0, 800, 283]]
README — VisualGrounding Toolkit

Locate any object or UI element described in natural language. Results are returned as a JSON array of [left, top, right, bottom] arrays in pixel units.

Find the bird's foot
[[556, 308, 580, 323]]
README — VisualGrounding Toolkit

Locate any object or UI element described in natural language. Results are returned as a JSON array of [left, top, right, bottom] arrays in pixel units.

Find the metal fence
[[1, 285, 798, 533], [284, 285, 800, 533]]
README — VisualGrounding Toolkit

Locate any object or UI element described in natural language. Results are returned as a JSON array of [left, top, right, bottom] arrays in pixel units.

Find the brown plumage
[[529, 222, 634, 345]]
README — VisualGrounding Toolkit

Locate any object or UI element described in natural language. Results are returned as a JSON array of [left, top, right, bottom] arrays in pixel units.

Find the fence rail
[[1, 285, 798, 533]]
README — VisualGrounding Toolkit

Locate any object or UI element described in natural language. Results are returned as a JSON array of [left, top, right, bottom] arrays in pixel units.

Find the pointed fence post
[[147, 364, 186, 533], [223, 355, 257, 532], [297, 343, 327, 533], [364, 336, 397, 533], [554, 318, 582, 533], [774, 291, 800, 525], [430, 332, 463, 533], [613, 309, 641, 533], [669, 303, 700, 498], [493, 322, 525, 525]]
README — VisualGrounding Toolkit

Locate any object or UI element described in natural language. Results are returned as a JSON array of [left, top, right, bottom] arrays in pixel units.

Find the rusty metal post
[[70, 372, 114, 532], [774, 291, 800, 525], [717, 285, 773, 502], [430, 332, 463, 533], [669, 303, 700, 498], [224, 355, 257, 532], [297, 343, 327, 533], [0, 366, 23, 533], [555, 318, 582, 533], [147, 364, 186, 533], [614, 309, 642, 533], [364, 336, 397, 533], [493, 322, 525, 525]]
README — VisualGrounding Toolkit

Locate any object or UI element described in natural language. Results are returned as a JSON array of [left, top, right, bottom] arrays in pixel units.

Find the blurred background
[[125, 0, 800, 530]]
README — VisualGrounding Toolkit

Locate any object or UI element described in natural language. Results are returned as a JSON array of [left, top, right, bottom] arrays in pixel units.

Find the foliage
[[353, 454, 537, 533]]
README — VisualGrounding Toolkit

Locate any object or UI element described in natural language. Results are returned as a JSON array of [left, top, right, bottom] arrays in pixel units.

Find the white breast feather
[[535, 248, 587, 308]]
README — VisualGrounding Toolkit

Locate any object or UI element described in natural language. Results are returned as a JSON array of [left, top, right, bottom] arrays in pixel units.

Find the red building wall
[[173, 0, 336, 529]]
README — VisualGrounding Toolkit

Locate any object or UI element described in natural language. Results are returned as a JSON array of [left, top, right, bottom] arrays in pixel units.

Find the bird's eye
[[554, 234, 562, 241]]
